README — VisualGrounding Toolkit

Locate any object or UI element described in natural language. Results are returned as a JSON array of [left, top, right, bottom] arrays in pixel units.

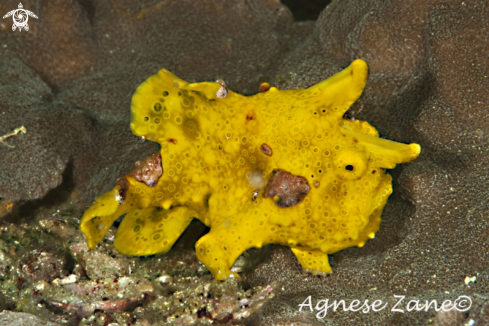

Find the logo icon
[[3, 3, 38, 32]]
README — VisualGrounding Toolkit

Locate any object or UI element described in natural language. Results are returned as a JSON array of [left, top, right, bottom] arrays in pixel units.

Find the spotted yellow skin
[[80, 60, 420, 280]]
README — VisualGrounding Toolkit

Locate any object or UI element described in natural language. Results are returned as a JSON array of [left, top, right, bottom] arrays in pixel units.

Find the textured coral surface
[[0, 0, 488, 325]]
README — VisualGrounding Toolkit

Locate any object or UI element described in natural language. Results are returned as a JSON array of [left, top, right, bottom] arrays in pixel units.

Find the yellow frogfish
[[80, 60, 420, 280]]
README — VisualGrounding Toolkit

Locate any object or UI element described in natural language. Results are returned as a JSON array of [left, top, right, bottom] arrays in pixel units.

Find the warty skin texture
[[80, 60, 420, 280]]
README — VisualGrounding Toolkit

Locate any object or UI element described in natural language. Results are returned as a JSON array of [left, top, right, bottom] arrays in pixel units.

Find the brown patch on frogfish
[[263, 169, 310, 208], [130, 152, 163, 187], [260, 143, 273, 156]]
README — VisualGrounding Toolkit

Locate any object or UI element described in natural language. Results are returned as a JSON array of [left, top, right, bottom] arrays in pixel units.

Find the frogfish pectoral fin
[[80, 186, 131, 249], [114, 206, 196, 256]]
